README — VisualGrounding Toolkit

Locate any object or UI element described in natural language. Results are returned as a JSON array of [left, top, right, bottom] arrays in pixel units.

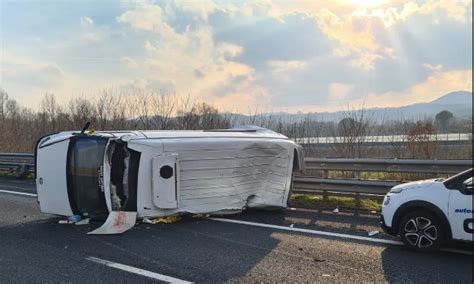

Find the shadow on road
[[0, 214, 285, 283], [381, 246, 473, 283]]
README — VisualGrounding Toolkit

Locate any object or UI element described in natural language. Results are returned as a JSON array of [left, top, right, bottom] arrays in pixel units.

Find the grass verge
[[290, 193, 382, 212]]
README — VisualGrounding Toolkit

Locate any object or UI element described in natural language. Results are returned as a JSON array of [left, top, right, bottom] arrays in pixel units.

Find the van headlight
[[389, 187, 403, 194], [383, 195, 391, 206]]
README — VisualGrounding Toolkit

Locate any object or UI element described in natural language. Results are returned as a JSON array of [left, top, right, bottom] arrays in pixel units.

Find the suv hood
[[392, 178, 439, 191]]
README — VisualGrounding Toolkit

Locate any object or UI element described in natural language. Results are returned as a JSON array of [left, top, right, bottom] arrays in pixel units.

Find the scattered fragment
[[332, 207, 339, 214], [68, 215, 82, 223], [148, 216, 182, 224], [142, 218, 153, 224], [288, 207, 297, 211], [322, 274, 331, 277], [368, 230, 379, 237], [370, 210, 377, 214], [290, 224, 294, 228], [88, 211, 137, 235], [58, 220, 70, 224], [75, 218, 90, 225]]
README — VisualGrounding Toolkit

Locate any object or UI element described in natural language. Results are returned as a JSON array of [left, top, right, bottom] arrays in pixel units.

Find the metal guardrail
[[304, 158, 472, 174], [0, 153, 472, 203], [0, 152, 35, 178], [292, 158, 472, 206]]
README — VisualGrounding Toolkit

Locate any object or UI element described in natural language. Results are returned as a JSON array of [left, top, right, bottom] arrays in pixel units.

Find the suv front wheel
[[399, 210, 444, 251]]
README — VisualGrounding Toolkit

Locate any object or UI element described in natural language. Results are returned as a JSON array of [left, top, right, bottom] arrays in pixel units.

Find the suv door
[[445, 170, 473, 241]]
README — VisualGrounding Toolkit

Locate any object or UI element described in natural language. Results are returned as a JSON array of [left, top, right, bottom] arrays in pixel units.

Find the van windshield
[[67, 136, 109, 218]]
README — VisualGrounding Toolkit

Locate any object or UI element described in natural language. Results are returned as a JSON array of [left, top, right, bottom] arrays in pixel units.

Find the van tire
[[399, 210, 445, 251]]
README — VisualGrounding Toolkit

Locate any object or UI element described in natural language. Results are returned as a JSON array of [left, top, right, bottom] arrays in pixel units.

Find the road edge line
[[0, 189, 37, 197]]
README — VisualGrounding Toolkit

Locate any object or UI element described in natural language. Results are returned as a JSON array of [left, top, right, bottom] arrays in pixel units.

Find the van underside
[[106, 140, 139, 212]]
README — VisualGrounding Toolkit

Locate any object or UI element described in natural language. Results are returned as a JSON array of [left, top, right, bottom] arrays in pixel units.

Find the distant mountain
[[242, 91, 472, 123]]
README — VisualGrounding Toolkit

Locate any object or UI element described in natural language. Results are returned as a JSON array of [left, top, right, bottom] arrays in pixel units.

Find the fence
[[1, 153, 472, 207]]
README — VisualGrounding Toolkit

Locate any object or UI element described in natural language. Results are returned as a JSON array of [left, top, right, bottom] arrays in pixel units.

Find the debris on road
[[68, 215, 82, 223], [88, 211, 137, 235], [368, 230, 379, 237], [332, 207, 339, 214], [289, 224, 294, 228], [75, 218, 90, 225], [143, 216, 182, 224]]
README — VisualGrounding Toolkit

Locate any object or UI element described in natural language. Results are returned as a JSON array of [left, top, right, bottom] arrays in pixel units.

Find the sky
[[0, 0, 472, 113]]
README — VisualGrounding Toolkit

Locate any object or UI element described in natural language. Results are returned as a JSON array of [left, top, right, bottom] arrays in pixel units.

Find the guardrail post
[[355, 192, 361, 211], [15, 165, 28, 179]]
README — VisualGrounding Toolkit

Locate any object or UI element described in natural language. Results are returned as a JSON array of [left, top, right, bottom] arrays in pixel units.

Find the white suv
[[381, 168, 473, 251]]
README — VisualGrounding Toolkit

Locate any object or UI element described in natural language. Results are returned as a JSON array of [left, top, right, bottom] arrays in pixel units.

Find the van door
[[151, 154, 179, 209], [447, 173, 473, 241]]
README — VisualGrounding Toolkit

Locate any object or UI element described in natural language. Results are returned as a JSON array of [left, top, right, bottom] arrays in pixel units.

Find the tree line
[[0, 88, 471, 159]]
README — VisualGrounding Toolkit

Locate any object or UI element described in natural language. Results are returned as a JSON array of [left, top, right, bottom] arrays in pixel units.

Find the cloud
[[1, 0, 472, 114], [353, 69, 472, 108], [80, 16, 94, 28], [329, 83, 355, 101], [120, 57, 139, 69]]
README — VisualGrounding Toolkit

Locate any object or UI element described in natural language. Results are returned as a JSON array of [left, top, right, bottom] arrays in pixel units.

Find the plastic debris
[[75, 218, 90, 225], [322, 274, 331, 277], [289, 224, 294, 228], [58, 220, 71, 224], [332, 207, 339, 213], [370, 210, 377, 214], [368, 230, 379, 237], [142, 218, 153, 224], [88, 211, 137, 235], [68, 215, 82, 223], [143, 216, 182, 224]]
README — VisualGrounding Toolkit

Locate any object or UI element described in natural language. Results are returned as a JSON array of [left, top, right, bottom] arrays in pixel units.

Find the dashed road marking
[[86, 256, 192, 284]]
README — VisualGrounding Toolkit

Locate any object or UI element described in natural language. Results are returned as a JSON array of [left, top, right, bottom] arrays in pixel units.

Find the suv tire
[[399, 210, 444, 251]]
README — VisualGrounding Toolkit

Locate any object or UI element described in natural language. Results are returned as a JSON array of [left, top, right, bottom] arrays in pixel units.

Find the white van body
[[35, 127, 304, 221], [381, 168, 473, 250]]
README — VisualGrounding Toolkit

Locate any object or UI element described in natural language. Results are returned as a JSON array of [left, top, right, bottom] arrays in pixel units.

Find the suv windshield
[[67, 136, 109, 218]]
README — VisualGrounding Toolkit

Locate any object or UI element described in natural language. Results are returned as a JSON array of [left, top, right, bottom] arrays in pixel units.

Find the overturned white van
[[35, 126, 304, 232]]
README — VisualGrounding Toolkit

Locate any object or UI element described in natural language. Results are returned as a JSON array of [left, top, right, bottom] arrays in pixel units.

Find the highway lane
[[0, 180, 472, 283]]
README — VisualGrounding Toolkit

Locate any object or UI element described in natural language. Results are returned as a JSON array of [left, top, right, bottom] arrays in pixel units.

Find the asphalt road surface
[[0, 178, 472, 283]]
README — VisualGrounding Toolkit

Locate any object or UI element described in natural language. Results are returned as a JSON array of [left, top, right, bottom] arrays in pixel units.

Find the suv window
[[444, 169, 473, 194]]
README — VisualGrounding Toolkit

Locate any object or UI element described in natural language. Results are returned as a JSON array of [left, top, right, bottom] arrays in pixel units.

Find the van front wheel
[[399, 210, 444, 251]]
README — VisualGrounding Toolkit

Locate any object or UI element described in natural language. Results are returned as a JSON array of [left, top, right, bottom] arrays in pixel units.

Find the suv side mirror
[[461, 182, 474, 194]]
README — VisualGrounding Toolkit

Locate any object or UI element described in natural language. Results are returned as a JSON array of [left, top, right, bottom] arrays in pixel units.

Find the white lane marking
[[209, 217, 402, 245], [209, 218, 472, 255], [0, 189, 37, 197], [86, 256, 192, 284]]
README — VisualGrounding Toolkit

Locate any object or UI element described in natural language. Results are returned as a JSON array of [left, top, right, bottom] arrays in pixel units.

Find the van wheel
[[399, 210, 444, 251]]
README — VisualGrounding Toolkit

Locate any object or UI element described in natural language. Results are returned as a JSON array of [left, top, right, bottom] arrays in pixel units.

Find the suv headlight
[[383, 195, 391, 206], [389, 187, 403, 194]]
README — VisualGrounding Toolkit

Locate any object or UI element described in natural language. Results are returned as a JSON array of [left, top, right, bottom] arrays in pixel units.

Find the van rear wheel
[[399, 210, 444, 251]]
